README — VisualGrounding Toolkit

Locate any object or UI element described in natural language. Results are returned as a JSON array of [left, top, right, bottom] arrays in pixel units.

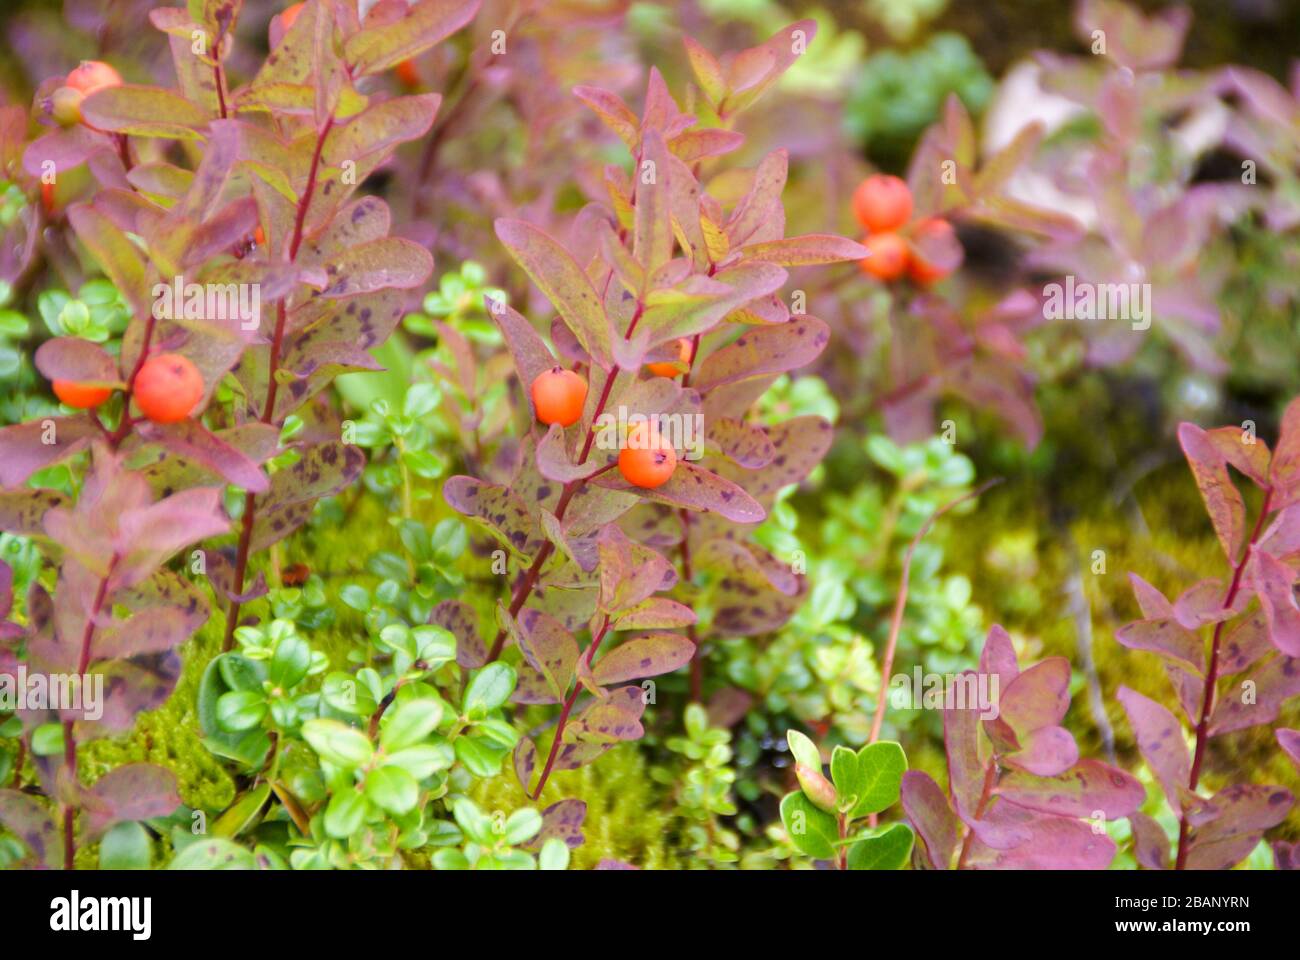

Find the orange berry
[[135, 353, 204, 424], [647, 338, 693, 378], [254, 225, 265, 247], [395, 59, 420, 89], [618, 422, 677, 489], [530, 367, 587, 427], [64, 61, 122, 97], [858, 232, 909, 281], [281, 3, 305, 29], [908, 218, 961, 285], [852, 174, 912, 233], [53, 380, 112, 409], [49, 86, 84, 127], [41, 181, 56, 216]]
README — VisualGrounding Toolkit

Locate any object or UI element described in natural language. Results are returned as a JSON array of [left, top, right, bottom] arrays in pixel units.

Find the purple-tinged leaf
[[1218, 610, 1274, 675], [0, 790, 61, 868], [1278, 729, 1300, 772], [1252, 550, 1300, 656], [718, 22, 818, 117], [1117, 686, 1191, 815], [536, 425, 602, 484], [504, 606, 579, 703], [943, 680, 986, 821], [135, 420, 270, 494], [669, 128, 744, 163], [1209, 652, 1300, 734], [249, 442, 365, 552], [430, 601, 486, 669], [514, 737, 537, 790], [1193, 783, 1294, 846], [1276, 841, 1300, 870], [692, 317, 830, 393], [443, 475, 546, 560], [0, 416, 101, 489], [1272, 396, 1300, 508], [682, 35, 726, 106], [523, 799, 587, 852], [634, 129, 674, 277], [1129, 573, 1175, 620], [1178, 422, 1246, 562], [1185, 834, 1266, 871], [591, 632, 694, 685], [573, 86, 639, 151], [66, 203, 152, 344], [318, 238, 433, 298], [996, 657, 1071, 739], [980, 624, 1020, 687], [0, 490, 71, 537], [1115, 618, 1205, 674], [95, 605, 197, 660], [1204, 426, 1271, 487], [113, 488, 230, 592], [1172, 578, 1242, 629], [22, 125, 111, 178], [34, 338, 121, 388], [965, 804, 1116, 869], [594, 460, 765, 524], [612, 597, 696, 631], [82, 763, 180, 839], [80, 85, 209, 139], [495, 218, 613, 370], [492, 300, 558, 418], [594, 858, 640, 870], [695, 540, 804, 636], [1003, 726, 1078, 777], [1129, 812, 1170, 870], [994, 758, 1145, 820], [737, 234, 868, 266], [709, 418, 775, 469], [595, 525, 676, 614], [554, 687, 646, 771], [900, 770, 959, 870], [324, 94, 441, 165], [346, 0, 483, 76]]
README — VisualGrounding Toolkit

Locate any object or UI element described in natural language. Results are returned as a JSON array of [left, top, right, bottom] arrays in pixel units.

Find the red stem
[[484, 303, 646, 662], [222, 115, 335, 651], [1174, 485, 1272, 869], [528, 617, 611, 799], [955, 757, 998, 870], [62, 556, 116, 870]]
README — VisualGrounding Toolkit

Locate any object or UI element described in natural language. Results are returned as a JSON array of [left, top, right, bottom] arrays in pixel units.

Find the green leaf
[[846, 823, 914, 871], [786, 729, 821, 771], [830, 745, 861, 810], [380, 698, 443, 753], [215, 691, 268, 732], [383, 743, 455, 779], [463, 663, 516, 719], [503, 808, 543, 846], [168, 838, 257, 870], [269, 635, 311, 689], [79, 85, 211, 139], [324, 789, 368, 839], [302, 719, 374, 769], [365, 765, 419, 815], [452, 797, 493, 845], [99, 821, 151, 870], [779, 791, 839, 860], [212, 784, 272, 839], [345, 0, 482, 76], [538, 836, 570, 870], [851, 741, 908, 818]]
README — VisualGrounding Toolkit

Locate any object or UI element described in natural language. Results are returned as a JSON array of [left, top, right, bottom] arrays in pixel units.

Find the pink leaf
[[1178, 422, 1246, 562], [591, 632, 694, 685], [135, 420, 270, 494], [1252, 550, 1300, 656], [594, 460, 765, 524], [995, 758, 1145, 820], [34, 338, 121, 387], [1115, 618, 1205, 674], [82, 763, 180, 839], [900, 770, 959, 869], [1116, 686, 1190, 815]]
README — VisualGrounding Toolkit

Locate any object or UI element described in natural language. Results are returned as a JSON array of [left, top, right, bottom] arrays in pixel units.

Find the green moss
[[468, 744, 680, 869]]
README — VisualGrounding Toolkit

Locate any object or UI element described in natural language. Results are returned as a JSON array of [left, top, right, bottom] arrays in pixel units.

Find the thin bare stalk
[[528, 617, 611, 799]]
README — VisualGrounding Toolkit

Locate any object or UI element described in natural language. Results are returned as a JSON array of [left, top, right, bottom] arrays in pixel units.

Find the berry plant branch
[[1174, 483, 1273, 869], [222, 113, 335, 652], [483, 300, 648, 663]]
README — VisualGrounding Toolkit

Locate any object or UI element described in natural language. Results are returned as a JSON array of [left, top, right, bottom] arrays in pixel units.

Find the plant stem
[[1174, 485, 1272, 870], [528, 617, 611, 799], [869, 480, 1000, 745], [483, 302, 646, 663], [61, 556, 116, 869], [223, 114, 335, 651], [955, 757, 998, 870]]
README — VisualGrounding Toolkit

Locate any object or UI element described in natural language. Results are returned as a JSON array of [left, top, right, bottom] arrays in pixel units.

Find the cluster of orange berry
[[47, 60, 122, 128], [53, 354, 205, 425], [529, 342, 691, 491], [853, 174, 958, 285]]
